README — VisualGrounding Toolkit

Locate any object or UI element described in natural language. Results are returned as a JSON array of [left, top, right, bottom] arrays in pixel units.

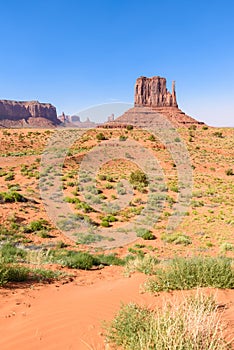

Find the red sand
[[0, 269, 233, 350]]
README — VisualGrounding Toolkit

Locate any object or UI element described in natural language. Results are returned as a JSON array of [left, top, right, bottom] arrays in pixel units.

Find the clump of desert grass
[[104, 292, 229, 350], [144, 256, 234, 292]]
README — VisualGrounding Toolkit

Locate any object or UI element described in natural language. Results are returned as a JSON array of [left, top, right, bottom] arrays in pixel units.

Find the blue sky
[[0, 0, 233, 126]]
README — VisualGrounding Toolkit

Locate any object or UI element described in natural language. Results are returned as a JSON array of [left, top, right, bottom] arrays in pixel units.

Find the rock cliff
[[135, 76, 177, 108], [0, 100, 60, 127]]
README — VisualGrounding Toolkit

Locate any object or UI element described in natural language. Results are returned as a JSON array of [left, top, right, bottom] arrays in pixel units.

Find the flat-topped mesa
[[0, 100, 60, 127], [135, 76, 178, 108]]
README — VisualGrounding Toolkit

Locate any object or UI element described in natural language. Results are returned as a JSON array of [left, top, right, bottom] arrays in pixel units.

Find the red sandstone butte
[[114, 76, 205, 127]]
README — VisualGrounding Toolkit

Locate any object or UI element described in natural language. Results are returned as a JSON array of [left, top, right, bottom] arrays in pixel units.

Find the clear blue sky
[[0, 0, 233, 126]]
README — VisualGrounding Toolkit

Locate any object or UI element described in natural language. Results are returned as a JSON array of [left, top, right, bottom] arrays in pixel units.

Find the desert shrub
[[50, 250, 124, 270], [136, 228, 155, 240], [116, 182, 126, 195], [96, 132, 106, 141], [126, 125, 133, 130], [220, 242, 233, 252], [75, 201, 94, 213], [170, 184, 179, 192], [0, 243, 26, 263], [161, 232, 192, 245], [97, 253, 124, 266], [7, 183, 21, 191], [225, 168, 233, 176], [0, 263, 29, 285], [148, 134, 156, 141], [125, 254, 160, 275], [213, 131, 223, 138], [106, 175, 114, 182], [76, 233, 104, 245], [145, 256, 234, 292], [105, 294, 227, 350], [191, 200, 204, 207], [119, 135, 128, 141], [4, 172, 15, 181], [189, 124, 197, 130], [56, 251, 98, 269], [129, 170, 148, 188], [0, 190, 27, 203], [101, 220, 110, 227], [24, 219, 49, 233], [64, 196, 81, 204], [98, 174, 107, 181], [55, 241, 68, 249], [0, 263, 60, 286], [31, 268, 61, 281], [102, 215, 117, 223], [105, 183, 114, 189], [202, 125, 209, 130]]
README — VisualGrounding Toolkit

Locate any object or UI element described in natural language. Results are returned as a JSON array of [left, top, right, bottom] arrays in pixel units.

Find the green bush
[[0, 263, 60, 286], [96, 132, 106, 141], [0, 263, 29, 285], [145, 256, 234, 292], [136, 228, 155, 240], [129, 170, 148, 188], [101, 220, 110, 227], [0, 190, 27, 203], [24, 219, 49, 233], [50, 249, 124, 270], [58, 251, 98, 269], [0, 243, 26, 263], [97, 254, 124, 266], [148, 134, 156, 141], [119, 135, 127, 141], [102, 215, 117, 223]]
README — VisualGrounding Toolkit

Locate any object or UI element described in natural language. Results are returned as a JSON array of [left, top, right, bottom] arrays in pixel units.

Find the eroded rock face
[[0, 100, 60, 127], [135, 76, 177, 108]]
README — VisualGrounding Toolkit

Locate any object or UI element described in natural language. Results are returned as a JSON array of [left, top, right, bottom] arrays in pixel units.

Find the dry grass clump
[[105, 293, 229, 350]]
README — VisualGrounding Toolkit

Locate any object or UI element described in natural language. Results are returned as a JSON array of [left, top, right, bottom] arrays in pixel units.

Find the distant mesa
[[0, 100, 60, 128], [58, 112, 97, 128], [105, 76, 205, 127]]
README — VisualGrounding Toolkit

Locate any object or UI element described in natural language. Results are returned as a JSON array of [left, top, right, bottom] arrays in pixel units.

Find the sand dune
[[0, 268, 233, 350]]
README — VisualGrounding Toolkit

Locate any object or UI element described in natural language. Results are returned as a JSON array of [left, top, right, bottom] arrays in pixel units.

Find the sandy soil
[[0, 268, 233, 350]]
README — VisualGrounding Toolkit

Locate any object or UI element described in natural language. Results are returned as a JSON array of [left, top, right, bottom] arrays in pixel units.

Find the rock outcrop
[[135, 76, 177, 108], [113, 76, 204, 127], [0, 100, 60, 128]]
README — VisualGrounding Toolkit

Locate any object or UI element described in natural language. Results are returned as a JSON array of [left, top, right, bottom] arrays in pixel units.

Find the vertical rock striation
[[0, 100, 60, 127], [134, 76, 177, 108]]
